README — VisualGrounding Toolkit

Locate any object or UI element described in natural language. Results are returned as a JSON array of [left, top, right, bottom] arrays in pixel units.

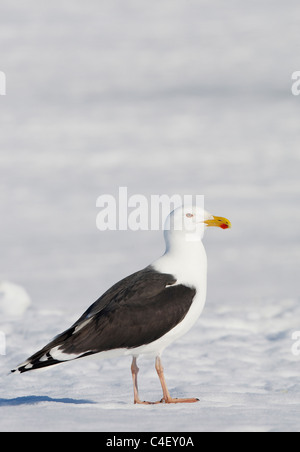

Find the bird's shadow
[[0, 395, 95, 407]]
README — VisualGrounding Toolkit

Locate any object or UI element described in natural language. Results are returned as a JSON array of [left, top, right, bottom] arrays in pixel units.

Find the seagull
[[11, 205, 231, 404]]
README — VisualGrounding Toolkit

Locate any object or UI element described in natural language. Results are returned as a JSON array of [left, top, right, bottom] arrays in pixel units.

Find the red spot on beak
[[220, 223, 229, 229]]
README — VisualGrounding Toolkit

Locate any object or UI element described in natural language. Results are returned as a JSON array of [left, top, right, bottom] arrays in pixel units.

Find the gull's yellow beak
[[204, 216, 232, 230]]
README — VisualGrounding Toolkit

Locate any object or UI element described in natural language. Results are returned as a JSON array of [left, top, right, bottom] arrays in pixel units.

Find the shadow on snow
[[0, 395, 95, 406]]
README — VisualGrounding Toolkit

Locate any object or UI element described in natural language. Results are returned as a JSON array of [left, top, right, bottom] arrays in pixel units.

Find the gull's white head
[[164, 205, 231, 249]]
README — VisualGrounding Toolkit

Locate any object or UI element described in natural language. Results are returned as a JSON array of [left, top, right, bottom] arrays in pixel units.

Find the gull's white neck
[[144, 227, 208, 356], [152, 231, 207, 290]]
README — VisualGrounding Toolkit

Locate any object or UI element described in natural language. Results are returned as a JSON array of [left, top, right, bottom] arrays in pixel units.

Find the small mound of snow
[[0, 282, 31, 316]]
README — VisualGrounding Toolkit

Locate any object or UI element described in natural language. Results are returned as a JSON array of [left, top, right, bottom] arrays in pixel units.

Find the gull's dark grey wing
[[12, 266, 196, 373]]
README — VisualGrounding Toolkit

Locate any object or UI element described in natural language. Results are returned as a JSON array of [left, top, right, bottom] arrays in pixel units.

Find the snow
[[0, 282, 31, 317], [1, 0, 300, 432]]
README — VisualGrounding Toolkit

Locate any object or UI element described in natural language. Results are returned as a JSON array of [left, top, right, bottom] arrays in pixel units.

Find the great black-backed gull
[[11, 205, 231, 404]]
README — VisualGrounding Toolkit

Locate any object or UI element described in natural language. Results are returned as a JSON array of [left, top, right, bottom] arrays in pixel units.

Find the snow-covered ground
[[1, 0, 300, 432]]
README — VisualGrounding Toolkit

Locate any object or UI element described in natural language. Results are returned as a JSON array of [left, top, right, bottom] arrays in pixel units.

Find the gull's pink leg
[[155, 356, 199, 404], [131, 357, 159, 405]]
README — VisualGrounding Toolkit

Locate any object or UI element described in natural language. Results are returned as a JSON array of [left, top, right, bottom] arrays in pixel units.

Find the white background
[[0, 0, 300, 432]]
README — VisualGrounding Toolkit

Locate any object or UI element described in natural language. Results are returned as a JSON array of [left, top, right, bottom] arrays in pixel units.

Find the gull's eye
[[186, 213, 194, 218]]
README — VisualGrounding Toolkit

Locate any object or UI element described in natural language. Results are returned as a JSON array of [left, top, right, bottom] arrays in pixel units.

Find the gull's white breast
[[128, 242, 208, 358]]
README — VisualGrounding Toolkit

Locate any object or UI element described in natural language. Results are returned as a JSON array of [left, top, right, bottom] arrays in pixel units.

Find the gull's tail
[[11, 324, 86, 374]]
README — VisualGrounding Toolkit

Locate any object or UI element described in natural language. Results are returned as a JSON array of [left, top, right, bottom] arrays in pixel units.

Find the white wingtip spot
[[49, 346, 81, 361]]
